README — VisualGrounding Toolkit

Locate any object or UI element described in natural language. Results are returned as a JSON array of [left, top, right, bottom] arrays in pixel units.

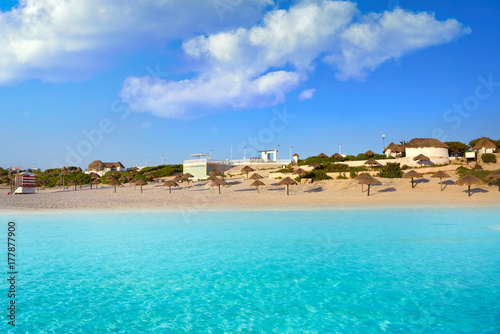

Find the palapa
[[413, 154, 430, 162], [354, 173, 370, 192], [241, 166, 254, 179], [364, 150, 376, 156], [68, 180, 78, 191], [162, 180, 178, 193], [135, 179, 147, 193], [331, 153, 342, 159], [210, 178, 228, 194], [278, 177, 297, 196], [431, 171, 451, 191], [402, 170, 424, 188], [108, 179, 121, 193], [317, 153, 328, 158], [91, 179, 101, 189], [249, 173, 263, 180], [293, 168, 307, 175], [250, 180, 265, 193], [308, 162, 320, 169], [455, 175, 485, 197], [357, 175, 381, 196], [364, 159, 379, 166], [485, 171, 500, 191]]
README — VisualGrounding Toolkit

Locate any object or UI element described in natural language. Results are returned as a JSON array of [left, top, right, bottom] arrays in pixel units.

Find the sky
[[0, 0, 499, 170]]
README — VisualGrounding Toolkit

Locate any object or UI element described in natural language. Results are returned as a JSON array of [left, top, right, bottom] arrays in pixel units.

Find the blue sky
[[1, 0, 499, 170]]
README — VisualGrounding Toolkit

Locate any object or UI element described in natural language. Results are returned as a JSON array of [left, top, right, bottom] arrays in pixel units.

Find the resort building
[[383, 142, 405, 158], [401, 138, 450, 166], [86, 160, 125, 176], [183, 150, 291, 179], [471, 137, 498, 154]]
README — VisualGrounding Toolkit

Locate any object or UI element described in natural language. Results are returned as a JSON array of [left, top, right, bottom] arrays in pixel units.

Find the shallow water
[[1, 208, 500, 333]]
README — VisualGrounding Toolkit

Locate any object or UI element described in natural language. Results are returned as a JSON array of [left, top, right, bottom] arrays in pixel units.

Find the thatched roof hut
[[405, 138, 449, 149], [331, 153, 342, 158], [364, 150, 376, 156], [317, 153, 328, 158], [471, 138, 498, 151]]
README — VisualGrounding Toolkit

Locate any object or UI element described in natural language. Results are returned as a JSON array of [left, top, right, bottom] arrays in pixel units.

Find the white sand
[[1, 172, 498, 212]]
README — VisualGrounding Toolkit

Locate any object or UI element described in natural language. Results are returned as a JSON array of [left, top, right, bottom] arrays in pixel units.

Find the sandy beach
[[1, 170, 498, 212]]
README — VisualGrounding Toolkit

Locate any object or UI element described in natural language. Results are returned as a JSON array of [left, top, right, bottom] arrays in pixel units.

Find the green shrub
[[350, 171, 358, 179], [301, 170, 331, 181], [377, 162, 403, 178], [481, 153, 496, 163], [337, 173, 348, 179]]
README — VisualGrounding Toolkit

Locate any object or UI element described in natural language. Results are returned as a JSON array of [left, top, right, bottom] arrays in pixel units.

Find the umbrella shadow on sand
[[378, 187, 397, 193], [234, 189, 257, 192], [305, 186, 323, 193], [413, 179, 430, 186], [461, 188, 488, 195], [441, 180, 455, 191]]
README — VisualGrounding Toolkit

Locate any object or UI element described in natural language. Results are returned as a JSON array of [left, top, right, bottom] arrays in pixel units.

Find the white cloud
[[140, 121, 152, 129], [120, 1, 469, 119], [0, 0, 272, 85], [298, 89, 316, 101]]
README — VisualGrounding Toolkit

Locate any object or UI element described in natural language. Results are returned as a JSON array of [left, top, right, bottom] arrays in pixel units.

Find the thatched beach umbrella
[[241, 166, 254, 179], [308, 162, 320, 169], [317, 153, 328, 158], [485, 171, 500, 191], [106, 175, 115, 182], [431, 171, 451, 191], [293, 168, 307, 175], [278, 177, 297, 196], [209, 169, 222, 176], [91, 179, 101, 189], [135, 179, 147, 193], [109, 179, 121, 193], [206, 175, 218, 181], [90, 172, 99, 179], [364, 159, 379, 167], [118, 176, 127, 183], [56, 178, 66, 189], [113, 171, 121, 178], [68, 180, 78, 191], [455, 175, 485, 197], [145, 174, 155, 181], [357, 175, 381, 196], [251, 180, 265, 193], [162, 180, 179, 193], [249, 173, 263, 180], [364, 150, 376, 156], [210, 178, 228, 194], [413, 154, 430, 165], [354, 173, 370, 192], [331, 153, 342, 159], [403, 170, 424, 188], [183, 173, 194, 178]]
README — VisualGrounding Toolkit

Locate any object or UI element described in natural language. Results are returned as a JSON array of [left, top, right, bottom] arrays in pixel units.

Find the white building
[[402, 138, 450, 166], [471, 137, 498, 154]]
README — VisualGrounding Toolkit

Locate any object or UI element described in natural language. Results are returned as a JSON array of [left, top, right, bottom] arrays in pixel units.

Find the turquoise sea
[[1, 208, 500, 333]]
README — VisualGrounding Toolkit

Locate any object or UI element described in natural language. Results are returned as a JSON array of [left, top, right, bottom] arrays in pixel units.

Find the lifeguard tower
[[12, 172, 36, 194]]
